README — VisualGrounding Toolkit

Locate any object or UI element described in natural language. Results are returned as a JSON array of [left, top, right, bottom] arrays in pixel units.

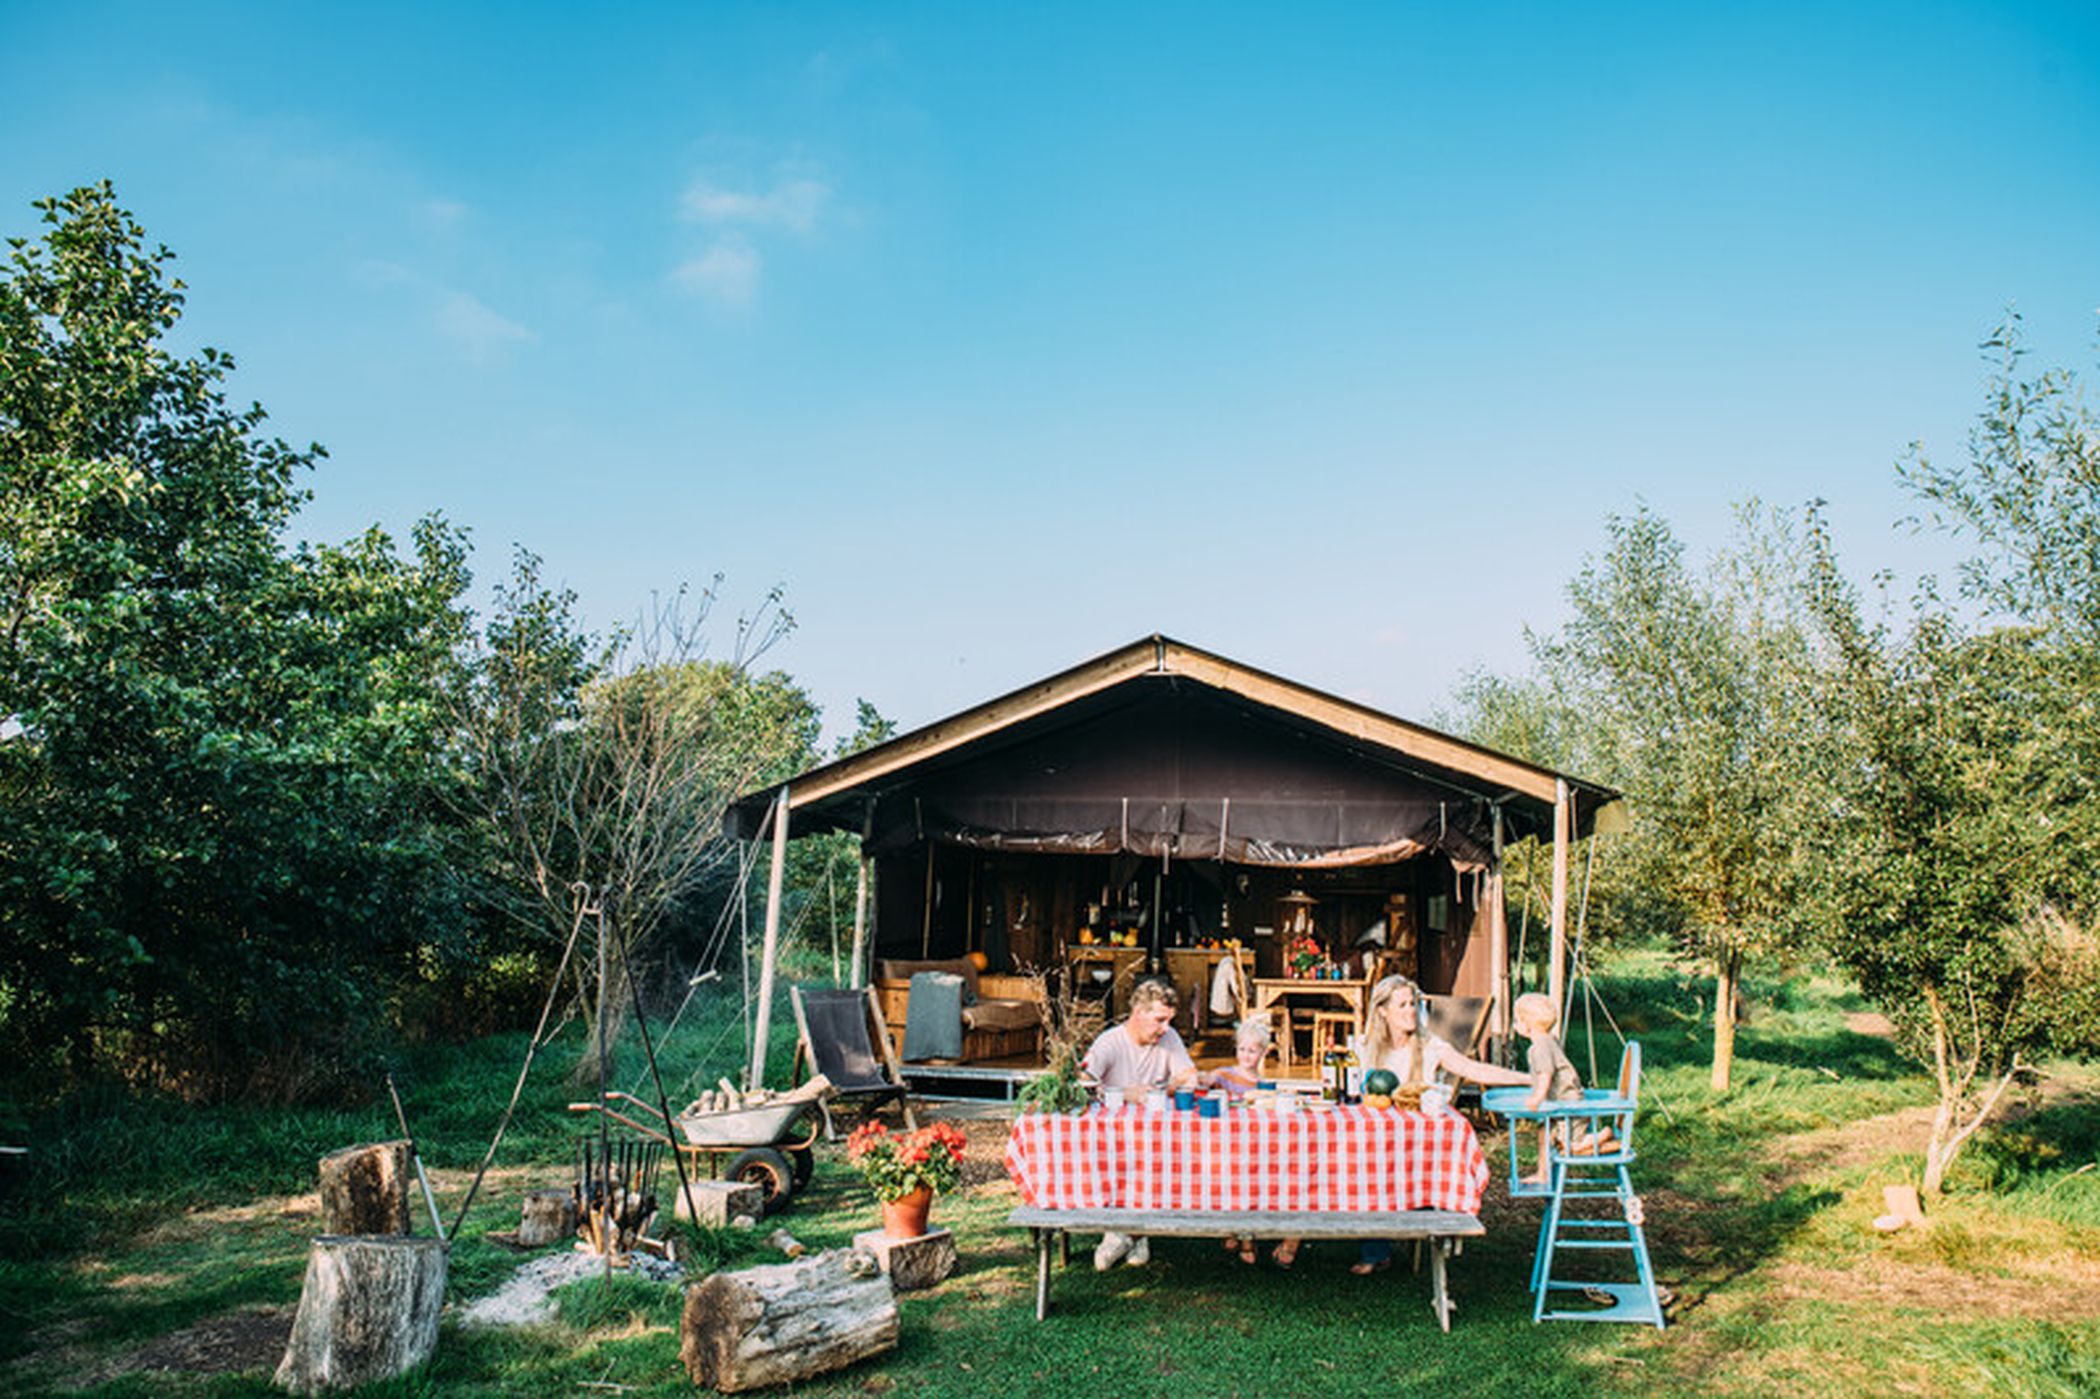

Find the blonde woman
[[1352, 974, 1527, 1275], [1362, 973, 1525, 1090]]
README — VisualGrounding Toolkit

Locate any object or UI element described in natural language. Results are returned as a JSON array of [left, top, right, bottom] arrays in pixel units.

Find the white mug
[[1102, 1086, 1126, 1111], [1144, 1089, 1168, 1113]]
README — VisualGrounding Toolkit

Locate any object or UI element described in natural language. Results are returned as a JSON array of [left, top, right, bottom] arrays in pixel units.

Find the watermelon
[[1363, 1068, 1400, 1097]]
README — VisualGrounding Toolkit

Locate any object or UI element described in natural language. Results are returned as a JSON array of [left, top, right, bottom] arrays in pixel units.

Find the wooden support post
[[849, 804, 874, 990], [1549, 779, 1571, 1023], [1035, 1228, 1053, 1321], [1489, 804, 1509, 1050], [749, 786, 790, 1092], [920, 842, 935, 958]]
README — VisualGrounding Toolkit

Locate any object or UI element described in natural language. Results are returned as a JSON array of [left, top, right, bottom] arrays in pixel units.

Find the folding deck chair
[[1423, 993, 1492, 1057], [789, 985, 918, 1141]]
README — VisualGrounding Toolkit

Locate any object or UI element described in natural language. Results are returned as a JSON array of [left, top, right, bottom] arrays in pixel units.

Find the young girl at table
[[1211, 1016, 1271, 1096], [1212, 1019, 1303, 1268], [1350, 973, 1529, 1275]]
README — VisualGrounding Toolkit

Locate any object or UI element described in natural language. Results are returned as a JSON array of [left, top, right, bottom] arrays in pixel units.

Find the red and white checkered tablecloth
[[1004, 1104, 1488, 1215]]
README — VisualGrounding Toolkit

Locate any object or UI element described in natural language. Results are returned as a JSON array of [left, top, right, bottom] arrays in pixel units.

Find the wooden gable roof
[[726, 635, 1620, 857]]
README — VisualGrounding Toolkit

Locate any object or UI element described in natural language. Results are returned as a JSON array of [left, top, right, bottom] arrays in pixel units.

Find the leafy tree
[[777, 698, 900, 982], [1902, 315, 2100, 643], [1530, 505, 1823, 1091], [451, 565, 803, 1080], [0, 185, 474, 1096], [1803, 322, 2100, 1191]]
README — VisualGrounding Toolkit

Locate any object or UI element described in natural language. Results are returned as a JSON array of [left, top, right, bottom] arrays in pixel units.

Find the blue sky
[[5, 3, 2097, 742]]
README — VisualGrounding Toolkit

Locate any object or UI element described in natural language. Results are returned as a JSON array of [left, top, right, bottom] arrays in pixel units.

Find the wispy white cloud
[[417, 197, 468, 232], [673, 239, 762, 307], [679, 174, 831, 235], [431, 290, 535, 359]]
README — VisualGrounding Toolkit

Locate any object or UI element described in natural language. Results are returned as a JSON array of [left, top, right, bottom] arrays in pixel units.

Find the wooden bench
[[1007, 1206, 1484, 1330]]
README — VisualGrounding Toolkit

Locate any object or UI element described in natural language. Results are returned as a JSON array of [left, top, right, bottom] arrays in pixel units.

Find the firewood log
[[317, 1141, 411, 1237], [680, 1250, 896, 1392]]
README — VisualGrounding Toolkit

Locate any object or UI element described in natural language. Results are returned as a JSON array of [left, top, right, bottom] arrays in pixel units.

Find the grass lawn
[[3, 952, 2098, 1396]]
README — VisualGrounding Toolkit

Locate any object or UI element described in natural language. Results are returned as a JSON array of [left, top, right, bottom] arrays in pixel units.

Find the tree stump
[[518, 1188, 578, 1247], [317, 1141, 411, 1236], [680, 1250, 897, 1392], [275, 1235, 447, 1393]]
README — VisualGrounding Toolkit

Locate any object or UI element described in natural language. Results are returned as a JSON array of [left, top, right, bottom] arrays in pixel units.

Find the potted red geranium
[[845, 1120, 968, 1238]]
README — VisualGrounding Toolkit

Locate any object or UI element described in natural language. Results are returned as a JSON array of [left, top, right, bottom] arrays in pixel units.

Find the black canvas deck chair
[[1423, 993, 1492, 1057], [789, 985, 918, 1141]]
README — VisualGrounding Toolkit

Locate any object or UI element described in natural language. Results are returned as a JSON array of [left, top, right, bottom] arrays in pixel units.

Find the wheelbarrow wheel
[[724, 1147, 794, 1213], [790, 1147, 815, 1189]]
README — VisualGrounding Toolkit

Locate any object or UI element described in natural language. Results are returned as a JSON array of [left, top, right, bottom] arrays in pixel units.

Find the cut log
[[680, 1250, 897, 1392], [518, 1188, 578, 1247], [275, 1235, 446, 1394], [317, 1141, 411, 1237], [673, 1178, 764, 1228], [851, 1225, 956, 1292]]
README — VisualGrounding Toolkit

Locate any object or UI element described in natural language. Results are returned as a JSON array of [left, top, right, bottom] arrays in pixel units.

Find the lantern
[[1276, 888, 1317, 940]]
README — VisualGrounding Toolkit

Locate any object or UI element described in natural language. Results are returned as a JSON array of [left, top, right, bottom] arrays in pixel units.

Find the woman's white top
[[1379, 1032, 1458, 1086]]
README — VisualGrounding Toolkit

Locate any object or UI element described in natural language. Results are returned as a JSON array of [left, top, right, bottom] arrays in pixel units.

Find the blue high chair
[[1483, 1041, 1665, 1327]]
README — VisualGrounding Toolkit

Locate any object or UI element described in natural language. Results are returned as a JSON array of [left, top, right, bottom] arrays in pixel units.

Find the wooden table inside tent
[[1251, 975, 1375, 1047], [1066, 946, 1149, 1021]]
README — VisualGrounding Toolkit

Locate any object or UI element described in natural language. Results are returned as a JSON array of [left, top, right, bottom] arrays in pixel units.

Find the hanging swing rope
[[1557, 834, 1676, 1125], [632, 825, 857, 1100], [1574, 835, 1600, 1084], [609, 898, 697, 1215], [625, 833, 770, 1096], [448, 885, 594, 1241]]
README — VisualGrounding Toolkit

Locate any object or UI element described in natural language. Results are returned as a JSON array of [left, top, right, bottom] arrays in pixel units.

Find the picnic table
[[1004, 1102, 1488, 1328]]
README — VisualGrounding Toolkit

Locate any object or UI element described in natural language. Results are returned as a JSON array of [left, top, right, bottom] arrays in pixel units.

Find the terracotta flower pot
[[880, 1186, 933, 1239]]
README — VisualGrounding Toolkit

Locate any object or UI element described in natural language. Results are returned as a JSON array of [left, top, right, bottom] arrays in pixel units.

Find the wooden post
[[749, 786, 790, 1092], [1489, 804, 1509, 1049], [1548, 780, 1571, 1022], [849, 854, 871, 990], [919, 841, 935, 958], [275, 1236, 446, 1393]]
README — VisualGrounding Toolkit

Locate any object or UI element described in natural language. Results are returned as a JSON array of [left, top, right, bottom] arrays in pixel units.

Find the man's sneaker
[[1124, 1236, 1150, 1267], [1093, 1232, 1133, 1271]]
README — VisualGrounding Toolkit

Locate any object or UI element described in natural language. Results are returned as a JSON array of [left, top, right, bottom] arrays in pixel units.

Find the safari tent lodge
[[726, 636, 1619, 1091]]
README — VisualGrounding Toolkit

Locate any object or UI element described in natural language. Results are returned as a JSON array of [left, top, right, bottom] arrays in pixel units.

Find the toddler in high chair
[[1513, 992, 1615, 1183]]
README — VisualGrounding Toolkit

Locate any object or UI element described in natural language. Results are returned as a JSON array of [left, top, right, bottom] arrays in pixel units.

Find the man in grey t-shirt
[[1082, 978, 1200, 1093], [1081, 977, 1203, 1270]]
